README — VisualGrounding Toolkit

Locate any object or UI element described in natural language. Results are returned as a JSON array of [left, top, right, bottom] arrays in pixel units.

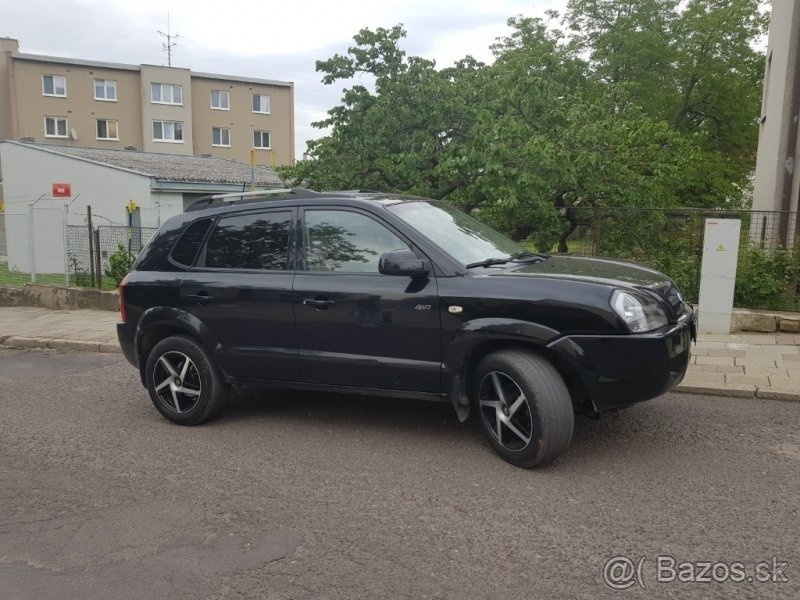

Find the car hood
[[500, 255, 666, 286], [490, 255, 684, 314]]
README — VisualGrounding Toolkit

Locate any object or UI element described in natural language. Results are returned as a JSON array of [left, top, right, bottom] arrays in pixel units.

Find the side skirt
[[226, 377, 448, 403]]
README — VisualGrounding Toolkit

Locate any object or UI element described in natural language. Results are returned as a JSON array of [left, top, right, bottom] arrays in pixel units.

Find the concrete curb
[[1, 336, 122, 354], [676, 383, 800, 403]]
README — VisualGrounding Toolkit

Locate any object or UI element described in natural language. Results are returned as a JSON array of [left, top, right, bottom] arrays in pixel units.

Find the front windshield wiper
[[465, 257, 510, 269], [466, 252, 549, 269], [508, 251, 549, 262]]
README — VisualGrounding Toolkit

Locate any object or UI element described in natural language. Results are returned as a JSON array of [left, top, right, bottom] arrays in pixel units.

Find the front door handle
[[302, 297, 335, 310]]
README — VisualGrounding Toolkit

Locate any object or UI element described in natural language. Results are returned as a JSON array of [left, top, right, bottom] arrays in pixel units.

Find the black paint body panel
[[118, 193, 695, 414]]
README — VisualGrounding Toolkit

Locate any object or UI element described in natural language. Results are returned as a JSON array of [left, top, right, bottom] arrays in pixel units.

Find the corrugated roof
[[12, 142, 283, 186]]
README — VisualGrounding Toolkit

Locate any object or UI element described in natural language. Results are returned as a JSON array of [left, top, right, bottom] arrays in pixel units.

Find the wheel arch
[[135, 307, 222, 385], [445, 318, 592, 420]]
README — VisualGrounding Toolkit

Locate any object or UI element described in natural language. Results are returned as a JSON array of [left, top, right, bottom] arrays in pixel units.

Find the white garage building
[[0, 140, 282, 275]]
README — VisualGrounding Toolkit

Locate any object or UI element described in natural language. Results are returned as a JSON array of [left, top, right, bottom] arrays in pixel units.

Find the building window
[[212, 127, 231, 147], [253, 130, 271, 149], [252, 94, 270, 114], [211, 90, 230, 110], [96, 119, 119, 140], [94, 79, 117, 101], [153, 120, 184, 142], [42, 74, 66, 97], [44, 116, 68, 138], [151, 83, 183, 105]]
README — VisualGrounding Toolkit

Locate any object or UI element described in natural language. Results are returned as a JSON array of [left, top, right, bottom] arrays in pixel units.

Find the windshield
[[387, 201, 525, 266]]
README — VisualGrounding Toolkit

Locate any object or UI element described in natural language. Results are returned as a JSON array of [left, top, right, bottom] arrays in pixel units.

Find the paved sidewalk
[[1, 306, 798, 402]]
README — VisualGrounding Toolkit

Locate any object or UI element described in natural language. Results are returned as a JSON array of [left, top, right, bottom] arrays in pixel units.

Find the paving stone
[[707, 348, 745, 358], [745, 367, 788, 377], [695, 364, 743, 373], [695, 356, 735, 366], [683, 372, 726, 385], [725, 373, 770, 386], [694, 341, 728, 350], [749, 344, 800, 355], [735, 357, 777, 368]]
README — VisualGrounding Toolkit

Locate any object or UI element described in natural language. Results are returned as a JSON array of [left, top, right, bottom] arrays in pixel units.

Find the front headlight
[[610, 290, 669, 333]]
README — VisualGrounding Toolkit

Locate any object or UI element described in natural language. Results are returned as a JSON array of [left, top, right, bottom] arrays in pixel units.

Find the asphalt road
[[1, 347, 799, 600]]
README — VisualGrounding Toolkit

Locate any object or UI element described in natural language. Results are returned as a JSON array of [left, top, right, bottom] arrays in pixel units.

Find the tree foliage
[[279, 1, 768, 250]]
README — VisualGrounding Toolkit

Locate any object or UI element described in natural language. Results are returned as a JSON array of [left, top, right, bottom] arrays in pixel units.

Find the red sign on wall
[[52, 183, 71, 198]]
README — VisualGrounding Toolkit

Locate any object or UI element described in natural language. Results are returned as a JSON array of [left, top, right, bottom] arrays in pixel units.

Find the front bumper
[[548, 310, 695, 412]]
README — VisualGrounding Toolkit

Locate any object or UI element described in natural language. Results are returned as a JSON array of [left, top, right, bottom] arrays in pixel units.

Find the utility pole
[[157, 12, 181, 67]]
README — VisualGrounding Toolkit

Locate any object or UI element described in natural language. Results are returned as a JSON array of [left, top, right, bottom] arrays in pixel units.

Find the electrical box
[[698, 218, 741, 334]]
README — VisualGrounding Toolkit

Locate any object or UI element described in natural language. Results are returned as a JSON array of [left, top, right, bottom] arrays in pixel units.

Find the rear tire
[[474, 349, 574, 467], [145, 335, 229, 425]]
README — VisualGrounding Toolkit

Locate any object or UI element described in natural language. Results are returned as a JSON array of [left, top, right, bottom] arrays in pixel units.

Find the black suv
[[118, 189, 695, 467]]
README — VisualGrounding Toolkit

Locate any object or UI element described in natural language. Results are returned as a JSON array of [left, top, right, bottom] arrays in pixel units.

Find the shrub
[[105, 244, 136, 286], [734, 247, 800, 311]]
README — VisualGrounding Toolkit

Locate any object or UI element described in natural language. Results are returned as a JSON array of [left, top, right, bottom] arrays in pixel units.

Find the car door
[[178, 208, 298, 380], [293, 207, 441, 392]]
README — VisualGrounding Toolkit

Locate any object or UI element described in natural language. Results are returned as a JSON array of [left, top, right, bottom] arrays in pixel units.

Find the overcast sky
[[2, 0, 565, 160]]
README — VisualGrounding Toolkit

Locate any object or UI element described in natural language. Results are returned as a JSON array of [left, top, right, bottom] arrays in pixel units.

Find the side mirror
[[379, 249, 431, 278]]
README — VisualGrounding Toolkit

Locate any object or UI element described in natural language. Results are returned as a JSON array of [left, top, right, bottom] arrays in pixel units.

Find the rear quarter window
[[171, 219, 213, 267]]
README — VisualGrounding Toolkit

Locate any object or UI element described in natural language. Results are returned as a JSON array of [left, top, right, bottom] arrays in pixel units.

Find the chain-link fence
[[1, 206, 157, 289], [66, 225, 157, 288], [1, 207, 69, 286]]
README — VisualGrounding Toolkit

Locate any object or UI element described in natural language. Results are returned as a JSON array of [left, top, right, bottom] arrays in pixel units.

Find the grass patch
[[0, 265, 117, 289]]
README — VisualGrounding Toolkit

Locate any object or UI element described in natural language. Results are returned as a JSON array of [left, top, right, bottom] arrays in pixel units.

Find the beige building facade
[[0, 38, 294, 166], [752, 0, 799, 248]]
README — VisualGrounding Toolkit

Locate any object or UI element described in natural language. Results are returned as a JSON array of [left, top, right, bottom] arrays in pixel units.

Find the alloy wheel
[[152, 351, 202, 413], [478, 371, 534, 451]]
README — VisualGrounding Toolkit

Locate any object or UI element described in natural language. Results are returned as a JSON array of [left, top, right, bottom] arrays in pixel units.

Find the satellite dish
[[70, 128, 79, 141]]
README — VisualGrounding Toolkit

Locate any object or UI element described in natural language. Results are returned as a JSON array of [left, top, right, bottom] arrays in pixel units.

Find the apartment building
[[0, 38, 294, 166]]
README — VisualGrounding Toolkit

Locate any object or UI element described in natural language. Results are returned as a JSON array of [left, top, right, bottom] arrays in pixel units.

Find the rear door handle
[[302, 297, 335, 309], [186, 292, 214, 304]]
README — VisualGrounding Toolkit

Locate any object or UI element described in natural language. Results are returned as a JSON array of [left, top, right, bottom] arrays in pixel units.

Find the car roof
[[183, 188, 429, 213]]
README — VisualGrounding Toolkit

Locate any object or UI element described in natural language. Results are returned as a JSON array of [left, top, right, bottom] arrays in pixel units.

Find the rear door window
[[202, 210, 292, 270]]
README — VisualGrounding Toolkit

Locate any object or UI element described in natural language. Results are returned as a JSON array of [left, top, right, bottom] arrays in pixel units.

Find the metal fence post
[[27, 203, 36, 283], [87, 206, 95, 287], [62, 203, 70, 287], [94, 228, 102, 289]]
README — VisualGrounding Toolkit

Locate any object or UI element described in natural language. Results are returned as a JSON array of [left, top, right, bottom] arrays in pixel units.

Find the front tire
[[474, 349, 574, 467], [145, 335, 229, 425]]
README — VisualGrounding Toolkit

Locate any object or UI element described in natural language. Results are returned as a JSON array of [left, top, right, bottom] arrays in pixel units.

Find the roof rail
[[184, 188, 320, 212]]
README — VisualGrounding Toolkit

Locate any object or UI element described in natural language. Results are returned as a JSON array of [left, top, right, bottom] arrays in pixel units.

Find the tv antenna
[[157, 12, 181, 67]]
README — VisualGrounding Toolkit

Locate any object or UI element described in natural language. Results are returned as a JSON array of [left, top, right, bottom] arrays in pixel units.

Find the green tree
[[280, 1, 768, 251]]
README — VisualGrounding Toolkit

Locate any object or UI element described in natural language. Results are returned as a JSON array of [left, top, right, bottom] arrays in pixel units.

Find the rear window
[[171, 219, 212, 267], [203, 210, 291, 270]]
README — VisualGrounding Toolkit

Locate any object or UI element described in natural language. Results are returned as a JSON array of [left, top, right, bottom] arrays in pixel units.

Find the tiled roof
[[22, 143, 283, 186]]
